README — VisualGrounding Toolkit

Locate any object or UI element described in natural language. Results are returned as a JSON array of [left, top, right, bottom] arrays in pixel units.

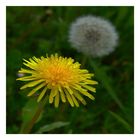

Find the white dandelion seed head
[[68, 15, 119, 57]]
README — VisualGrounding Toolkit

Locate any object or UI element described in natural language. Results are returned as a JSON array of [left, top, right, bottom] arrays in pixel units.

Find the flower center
[[48, 66, 72, 86], [38, 61, 74, 87], [85, 29, 101, 43]]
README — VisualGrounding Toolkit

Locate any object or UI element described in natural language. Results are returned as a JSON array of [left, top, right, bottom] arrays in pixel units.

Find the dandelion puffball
[[68, 15, 118, 57]]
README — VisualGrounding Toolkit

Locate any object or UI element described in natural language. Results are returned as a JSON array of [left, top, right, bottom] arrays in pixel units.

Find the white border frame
[[0, 0, 138, 140]]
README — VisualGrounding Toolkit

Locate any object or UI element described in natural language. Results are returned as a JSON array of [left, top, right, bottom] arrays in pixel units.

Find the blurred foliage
[[36, 121, 70, 134], [6, 6, 134, 134]]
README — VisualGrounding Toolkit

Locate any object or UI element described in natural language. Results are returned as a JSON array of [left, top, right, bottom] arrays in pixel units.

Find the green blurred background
[[6, 6, 134, 134]]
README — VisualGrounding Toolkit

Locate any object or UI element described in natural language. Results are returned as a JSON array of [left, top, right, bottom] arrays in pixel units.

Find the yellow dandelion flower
[[17, 54, 98, 107]]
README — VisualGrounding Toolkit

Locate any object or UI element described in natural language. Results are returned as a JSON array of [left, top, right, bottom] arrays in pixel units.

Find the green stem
[[21, 96, 48, 134], [80, 54, 125, 111], [81, 55, 88, 68], [88, 58, 125, 111]]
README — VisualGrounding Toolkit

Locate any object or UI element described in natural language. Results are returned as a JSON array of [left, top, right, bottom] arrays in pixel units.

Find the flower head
[[69, 15, 118, 57], [17, 54, 98, 107]]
